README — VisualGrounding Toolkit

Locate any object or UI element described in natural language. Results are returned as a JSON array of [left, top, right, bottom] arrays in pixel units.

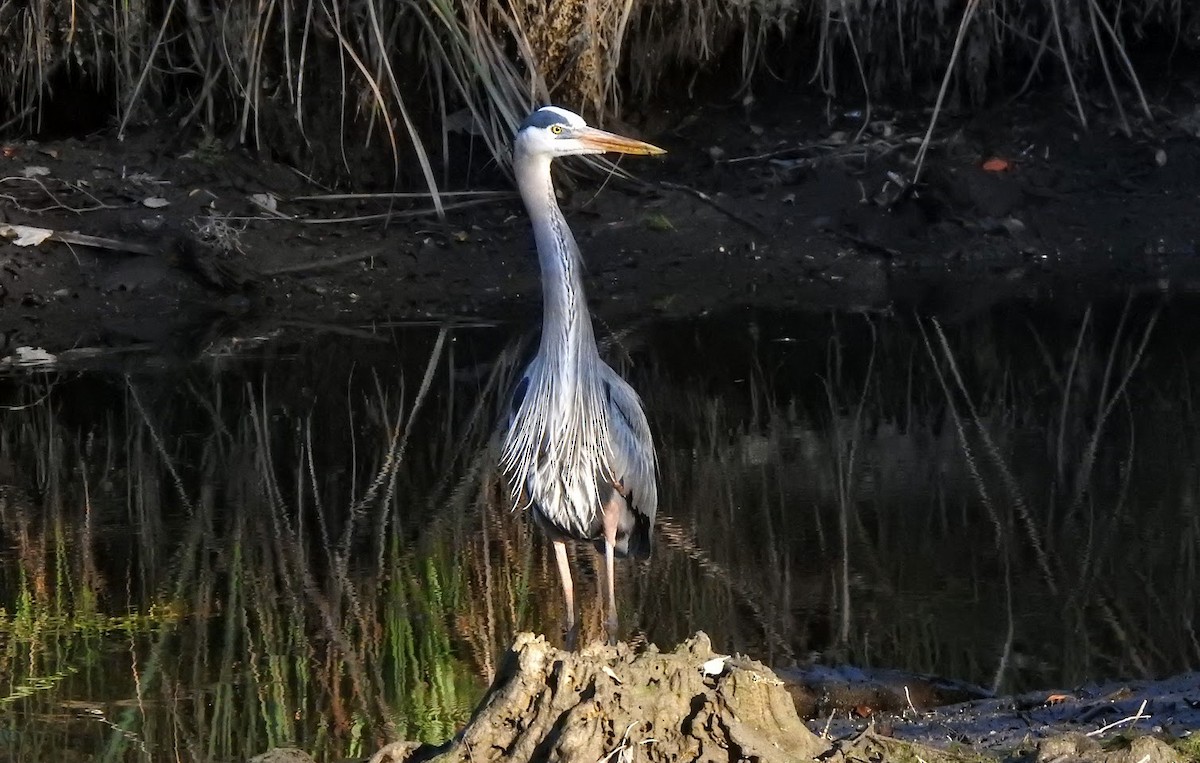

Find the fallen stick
[[1086, 698, 1150, 737], [50, 230, 158, 256], [259, 245, 392, 277], [1, 223, 157, 255], [659, 181, 766, 236]]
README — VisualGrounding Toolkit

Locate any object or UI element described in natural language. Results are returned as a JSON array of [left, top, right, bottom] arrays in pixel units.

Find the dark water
[[0, 289, 1197, 761]]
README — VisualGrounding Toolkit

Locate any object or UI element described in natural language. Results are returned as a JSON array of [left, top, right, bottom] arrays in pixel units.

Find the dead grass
[[1, 1, 1194, 192]]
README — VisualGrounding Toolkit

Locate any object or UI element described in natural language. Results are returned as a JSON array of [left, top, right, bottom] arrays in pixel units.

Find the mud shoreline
[[3, 88, 1200, 363]]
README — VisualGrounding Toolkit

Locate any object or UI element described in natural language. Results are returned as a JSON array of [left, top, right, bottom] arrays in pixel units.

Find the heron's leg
[[599, 494, 625, 646], [602, 538, 617, 645], [552, 540, 578, 650]]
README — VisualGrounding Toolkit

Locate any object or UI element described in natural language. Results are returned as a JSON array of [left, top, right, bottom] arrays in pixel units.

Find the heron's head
[[514, 106, 665, 161]]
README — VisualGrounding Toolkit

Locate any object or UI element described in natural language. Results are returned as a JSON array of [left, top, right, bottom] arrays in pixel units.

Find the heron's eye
[[549, 124, 564, 135]]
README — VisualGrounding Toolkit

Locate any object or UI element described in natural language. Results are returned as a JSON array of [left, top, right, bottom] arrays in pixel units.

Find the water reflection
[[1, 292, 1197, 761]]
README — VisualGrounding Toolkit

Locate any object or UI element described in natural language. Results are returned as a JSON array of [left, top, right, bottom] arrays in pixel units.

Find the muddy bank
[[814, 670, 1200, 758], [4, 87, 1200, 362]]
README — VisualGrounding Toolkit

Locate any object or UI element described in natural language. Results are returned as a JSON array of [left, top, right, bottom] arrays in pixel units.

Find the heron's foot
[[564, 621, 580, 651], [605, 616, 619, 647]]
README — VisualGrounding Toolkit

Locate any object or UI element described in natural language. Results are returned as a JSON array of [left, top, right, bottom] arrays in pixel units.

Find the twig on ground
[[247, 195, 502, 223], [904, 685, 920, 716], [659, 181, 766, 236], [723, 134, 915, 166], [292, 190, 513, 202], [0, 176, 115, 215], [597, 721, 654, 763], [0, 224, 156, 256], [834, 232, 901, 259], [1086, 699, 1149, 736], [51, 231, 157, 255], [273, 321, 391, 341], [259, 244, 394, 277], [723, 148, 826, 165], [821, 709, 836, 739]]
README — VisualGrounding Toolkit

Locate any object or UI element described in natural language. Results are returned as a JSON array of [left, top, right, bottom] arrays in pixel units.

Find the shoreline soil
[[3, 90, 1199, 362]]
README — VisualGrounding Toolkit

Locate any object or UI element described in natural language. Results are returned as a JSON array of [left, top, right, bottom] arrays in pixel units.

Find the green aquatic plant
[[1, 667, 78, 705], [382, 549, 479, 743], [0, 331, 494, 760]]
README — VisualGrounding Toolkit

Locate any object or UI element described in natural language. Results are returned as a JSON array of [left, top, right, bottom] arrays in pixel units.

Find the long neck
[[515, 152, 596, 361]]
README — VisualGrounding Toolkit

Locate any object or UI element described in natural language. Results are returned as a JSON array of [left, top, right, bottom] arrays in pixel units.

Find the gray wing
[[599, 365, 658, 525]]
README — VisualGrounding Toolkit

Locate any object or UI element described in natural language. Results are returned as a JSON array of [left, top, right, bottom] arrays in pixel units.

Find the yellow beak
[[575, 126, 666, 156]]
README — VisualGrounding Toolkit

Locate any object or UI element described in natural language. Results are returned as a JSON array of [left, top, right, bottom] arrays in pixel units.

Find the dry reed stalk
[[0, 2, 1192, 194], [912, 0, 982, 186]]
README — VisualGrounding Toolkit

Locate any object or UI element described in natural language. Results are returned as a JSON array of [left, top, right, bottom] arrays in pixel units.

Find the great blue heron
[[500, 106, 664, 649]]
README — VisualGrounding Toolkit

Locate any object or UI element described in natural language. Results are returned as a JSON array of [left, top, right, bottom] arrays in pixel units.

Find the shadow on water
[[0, 290, 1198, 761]]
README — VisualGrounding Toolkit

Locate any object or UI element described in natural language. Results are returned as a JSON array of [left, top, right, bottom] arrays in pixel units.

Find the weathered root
[[375, 631, 829, 763]]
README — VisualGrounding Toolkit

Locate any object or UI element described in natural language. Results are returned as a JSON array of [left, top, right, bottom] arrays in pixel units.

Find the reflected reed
[[0, 293, 1197, 761]]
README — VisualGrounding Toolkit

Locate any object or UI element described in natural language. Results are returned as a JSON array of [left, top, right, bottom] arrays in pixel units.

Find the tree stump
[[376, 631, 830, 763]]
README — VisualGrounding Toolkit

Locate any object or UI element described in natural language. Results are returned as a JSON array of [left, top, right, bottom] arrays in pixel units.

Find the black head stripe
[[519, 108, 571, 132]]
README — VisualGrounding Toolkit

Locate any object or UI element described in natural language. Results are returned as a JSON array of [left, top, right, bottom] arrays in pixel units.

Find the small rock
[[1035, 733, 1185, 763], [1002, 217, 1027, 236]]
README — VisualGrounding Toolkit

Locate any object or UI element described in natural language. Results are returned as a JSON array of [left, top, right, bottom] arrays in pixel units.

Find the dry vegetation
[[0, 0, 1196, 190]]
